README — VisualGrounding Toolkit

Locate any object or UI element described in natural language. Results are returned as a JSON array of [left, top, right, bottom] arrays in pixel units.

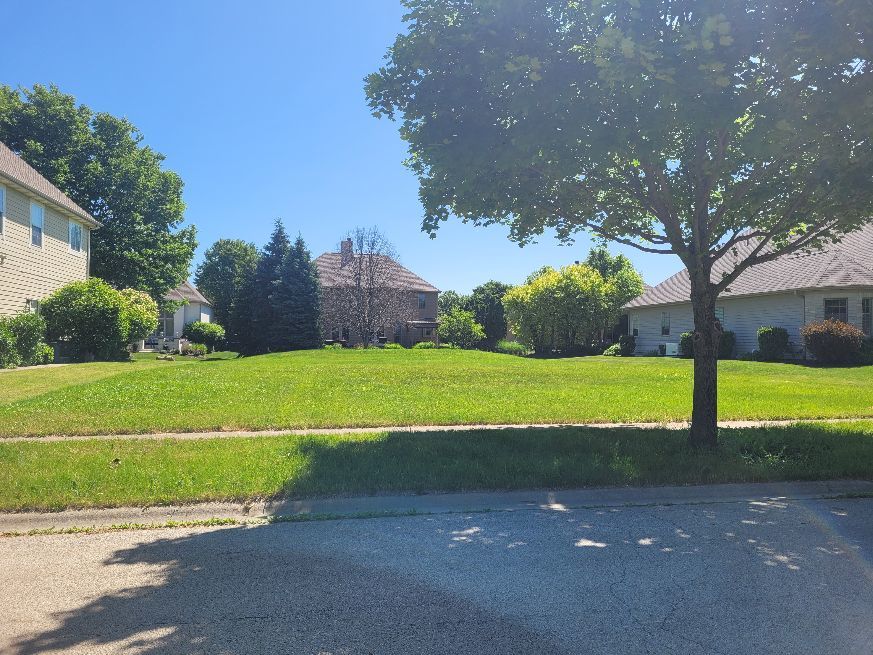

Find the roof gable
[[165, 280, 211, 305], [0, 141, 98, 227], [314, 252, 439, 293], [626, 223, 873, 308]]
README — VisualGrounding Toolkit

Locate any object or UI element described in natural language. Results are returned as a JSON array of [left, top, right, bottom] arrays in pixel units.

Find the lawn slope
[[1, 349, 872, 437]]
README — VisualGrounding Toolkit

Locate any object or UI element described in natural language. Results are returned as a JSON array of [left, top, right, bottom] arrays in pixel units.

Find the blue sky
[[4, 0, 683, 293]]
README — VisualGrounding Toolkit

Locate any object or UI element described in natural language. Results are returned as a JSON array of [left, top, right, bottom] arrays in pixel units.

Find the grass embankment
[[2, 423, 873, 511], [1, 349, 872, 437]]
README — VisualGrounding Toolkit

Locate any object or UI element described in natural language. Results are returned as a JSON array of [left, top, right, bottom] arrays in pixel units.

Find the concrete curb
[[0, 417, 867, 443], [3, 480, 871, 535]]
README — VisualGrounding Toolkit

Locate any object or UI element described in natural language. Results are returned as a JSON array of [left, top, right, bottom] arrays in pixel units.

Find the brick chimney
[[340, 238, 353, 267]]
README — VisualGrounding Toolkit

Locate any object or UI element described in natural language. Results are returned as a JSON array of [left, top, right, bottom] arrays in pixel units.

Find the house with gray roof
[[0, 141, 101, 316], [624, 224, 873, 357], [139, 280, 213, 351], [315, 238, 440, 347]]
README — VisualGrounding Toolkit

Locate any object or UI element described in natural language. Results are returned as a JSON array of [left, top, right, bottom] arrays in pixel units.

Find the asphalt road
[[2, 496, 873, 654]]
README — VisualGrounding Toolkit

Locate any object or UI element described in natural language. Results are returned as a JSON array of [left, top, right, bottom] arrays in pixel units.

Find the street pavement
[[2, 494, 873, 654]]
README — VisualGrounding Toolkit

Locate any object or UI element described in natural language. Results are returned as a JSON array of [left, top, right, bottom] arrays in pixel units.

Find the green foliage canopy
[[0, 84, 196, 300], [195, 239, 259, 329], [437, 307, 485, 348]]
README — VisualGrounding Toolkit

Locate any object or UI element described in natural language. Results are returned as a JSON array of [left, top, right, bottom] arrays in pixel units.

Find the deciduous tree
[[195, 239, 259, 331], [367, 0, 873, 446]]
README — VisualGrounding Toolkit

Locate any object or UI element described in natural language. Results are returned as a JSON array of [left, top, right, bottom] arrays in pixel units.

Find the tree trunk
[[688, 285, 722, 448]]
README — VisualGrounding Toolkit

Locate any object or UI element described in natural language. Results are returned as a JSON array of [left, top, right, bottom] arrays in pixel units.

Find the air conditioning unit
[[664, 342, 679, 357]]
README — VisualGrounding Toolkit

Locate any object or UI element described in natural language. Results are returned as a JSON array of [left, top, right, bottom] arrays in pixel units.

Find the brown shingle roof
[[314, 252, 439, 293], [165, 280, 211, 305], [0, 141, 99, 227], [625, 223, 873, 309]]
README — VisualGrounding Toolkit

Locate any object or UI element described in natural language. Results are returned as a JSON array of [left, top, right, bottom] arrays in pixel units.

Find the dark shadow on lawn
[[264, 424, 873, 502]]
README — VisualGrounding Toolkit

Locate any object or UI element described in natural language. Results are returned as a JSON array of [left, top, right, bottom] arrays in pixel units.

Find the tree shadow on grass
[[10, 524, 568, 655], [268, 424, 873, 501]]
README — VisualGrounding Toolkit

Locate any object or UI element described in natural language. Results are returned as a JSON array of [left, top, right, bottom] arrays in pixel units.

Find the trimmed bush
[[0, 323, 21, 369], [437, 308, 485, 349], [719, 331, 736, 360], [618, 335, 636, 356], [757, 326, 790, 362], [36, 343, 54, 365], [801, 320, 864, 365], [860, 339, 873, 366], [184, 342, 208, 357], [603, 342, 621, 356], [42, 278, 159, 361], [412, 341, 437, 349], [4, 313, 48, 366], [679, 332, 694, 358], [322, 343, 343, 350], [679, 330, 735, 359], [495, 339, 528, 356], [182, 321, 226, 353]]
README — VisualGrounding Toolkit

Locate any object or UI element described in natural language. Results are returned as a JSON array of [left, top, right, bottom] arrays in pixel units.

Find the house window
[[30, 202, 44, 247], [25, 299, 39, 314], [69, 220, 83, 252], [157, 311, 175, 338], [0, 185, 5, 235], [661, 311, 671, 336], [715, 307, 725, 324], [631, 315, 639, 337], [863, 298, 872, 336], [418, 293, 426, 310], [824, 298, 848, 323], [425, 328, 433, 337]]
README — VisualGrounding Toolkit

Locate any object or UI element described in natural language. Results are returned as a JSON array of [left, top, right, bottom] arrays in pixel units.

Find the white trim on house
[[0, 183, 6, 237]]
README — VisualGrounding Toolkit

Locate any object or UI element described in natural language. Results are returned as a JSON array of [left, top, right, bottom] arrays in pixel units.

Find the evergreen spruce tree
[[242, 219, 291, 354], [275, 235, 322, 349]]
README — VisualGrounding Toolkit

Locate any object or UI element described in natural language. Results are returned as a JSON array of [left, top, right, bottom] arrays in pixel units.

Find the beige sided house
[[0, 142, 100, 316], [625, 224, 873, 357], [315, 238, 440, 347]]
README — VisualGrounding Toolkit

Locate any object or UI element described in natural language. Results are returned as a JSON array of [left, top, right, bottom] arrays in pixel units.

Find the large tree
[[367, 0, 873, 447], [274, 235, 323, 350], [465, 280, 512, 348], [0, 84, 196, 301], [195, 239, 260, 329]]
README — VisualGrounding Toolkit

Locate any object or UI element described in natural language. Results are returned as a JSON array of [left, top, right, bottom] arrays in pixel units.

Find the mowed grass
[[1, 349, 872, 437], [2, 423, 873, 511]]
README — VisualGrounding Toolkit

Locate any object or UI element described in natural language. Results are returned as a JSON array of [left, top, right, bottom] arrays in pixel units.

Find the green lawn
[[2, 422, 873, 511], [1, 349, 872, 437]]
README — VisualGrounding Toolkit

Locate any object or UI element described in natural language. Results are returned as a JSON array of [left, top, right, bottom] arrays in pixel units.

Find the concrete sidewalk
[[0, 417, 866, 443], [3, 479, 871, 534]]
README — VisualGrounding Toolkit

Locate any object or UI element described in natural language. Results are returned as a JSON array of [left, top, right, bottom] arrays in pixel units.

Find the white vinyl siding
[[30, 202, 44, 247]]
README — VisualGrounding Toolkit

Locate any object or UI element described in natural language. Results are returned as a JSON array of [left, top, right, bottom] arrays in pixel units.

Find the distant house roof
[[165, 280, 211, 305], [0, 141, 100, 227], [625, 223, 873, 309], [314, 252, 439, 293]]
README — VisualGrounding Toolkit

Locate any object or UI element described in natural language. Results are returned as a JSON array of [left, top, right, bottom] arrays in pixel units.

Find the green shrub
[[437, 308, 485, 349], [679, 330, 734, 359], [383, 342, 405, 349], [120, 289, 159, 343], [0, 323, 21, 369], [618, 335, 636, 356], [758, 326, 789, 362], [181, 321, 226, 353], [603, 342, 622, 356], [860, 339, 873, 366], [801, 320, 864, 365], [184, 342, 208, 357], [4, 313, 47, 366], [679, 332, 694, 358], [36, 342, 54, 365], [495, 339, 528, 356], [719, 331, 736, 359], [42, 278, 159, 361], [322, 343, 343, 350], [412, 341, 437, 349]]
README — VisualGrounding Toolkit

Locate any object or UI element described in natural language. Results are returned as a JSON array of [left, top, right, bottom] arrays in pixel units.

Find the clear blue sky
[[5, 0, 683, 293]]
